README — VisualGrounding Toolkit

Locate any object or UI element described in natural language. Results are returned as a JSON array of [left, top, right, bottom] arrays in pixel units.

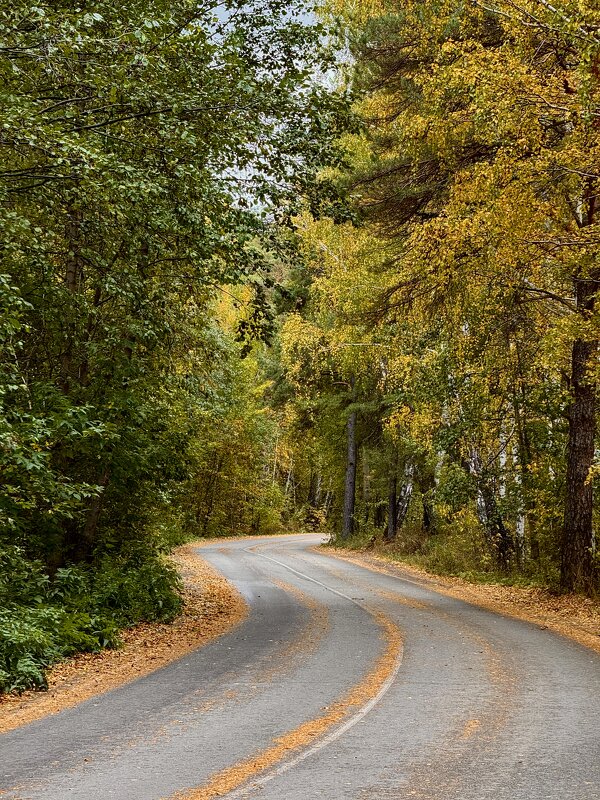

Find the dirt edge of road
[[323, 547, 600, 656], [0, 543, 247, 735]]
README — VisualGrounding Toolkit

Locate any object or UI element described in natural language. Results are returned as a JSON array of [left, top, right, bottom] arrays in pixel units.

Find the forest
[[1, 0, 599, 692]]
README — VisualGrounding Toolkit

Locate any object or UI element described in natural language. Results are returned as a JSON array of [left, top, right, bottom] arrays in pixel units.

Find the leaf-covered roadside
[[325, 546, 600, 657], [0, 544, 245, 731]]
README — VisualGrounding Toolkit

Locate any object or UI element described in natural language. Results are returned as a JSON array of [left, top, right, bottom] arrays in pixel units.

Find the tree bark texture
[[396, 462, 414, 530], [385, 470, 397, 542], [561, 181, 599, 592], [561, 281, 598, 592], [341, 406, 357, 540], [468, 450, 513, 571]]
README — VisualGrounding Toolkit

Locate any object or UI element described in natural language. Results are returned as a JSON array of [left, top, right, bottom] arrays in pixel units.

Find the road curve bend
[[1, 533, 599, 800]]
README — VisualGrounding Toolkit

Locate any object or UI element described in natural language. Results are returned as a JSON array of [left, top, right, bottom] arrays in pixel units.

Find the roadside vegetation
[[1, 0, 599, 693], [0, 0, 348, 692]]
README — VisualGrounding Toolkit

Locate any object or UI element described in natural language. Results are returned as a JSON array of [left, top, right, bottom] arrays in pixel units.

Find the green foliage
[[0, 0, 351, 694], [0, 544, 180, 693], [91, 548, 182, 625], [179, 314, 288, 538], [404, 516, 493, 579], [0, 0, 348, 556]]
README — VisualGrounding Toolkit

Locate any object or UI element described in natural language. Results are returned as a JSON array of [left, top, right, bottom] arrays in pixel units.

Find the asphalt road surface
[[1, 533, 599, 799]]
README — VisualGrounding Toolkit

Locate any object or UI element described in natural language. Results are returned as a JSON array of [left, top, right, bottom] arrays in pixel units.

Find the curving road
[[1, 533, 599, 799]]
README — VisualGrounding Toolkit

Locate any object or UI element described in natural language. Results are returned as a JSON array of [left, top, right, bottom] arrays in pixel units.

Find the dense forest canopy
[[276, 0, 600, 592], [1, 0, 599, 692]]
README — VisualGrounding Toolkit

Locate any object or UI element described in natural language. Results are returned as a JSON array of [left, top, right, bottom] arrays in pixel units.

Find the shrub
[[0, 543, 182, 694]]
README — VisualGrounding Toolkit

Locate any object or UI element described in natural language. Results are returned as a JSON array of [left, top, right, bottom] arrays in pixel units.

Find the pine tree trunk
[[561, 180, 599, 592], [362, 447, 371, 524], [385, 471, 397, 542], [341, 403, 357, 540], [561, 283, 597, 592]]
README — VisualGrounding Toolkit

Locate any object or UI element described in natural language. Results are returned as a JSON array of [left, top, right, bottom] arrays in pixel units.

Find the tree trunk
[[80, 470, 110, 560], [515, 512, 526, 569], [374, 500, 386, 529], [314, 472, 323, 507], [561, 279, 598, 591], [60, 206, 84, 393], [307, 471, 319, 507], [323, 480, 333, 518], [341, 393, 357, 540], [385, 470, 397, 542], [422, 500, 433, 534], [396, 462, 414, 530], [362, 447, 371, 525], [284, 464, 294, 500], [561, 178, 599, 592], [201, 455, 222, 536], [512, 372, 540, 564], [467, 450, 513, 571], [416, 462, 434, 533]]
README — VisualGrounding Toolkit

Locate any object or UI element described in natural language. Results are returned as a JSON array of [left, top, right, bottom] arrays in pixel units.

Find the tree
[[329, 0, 600, 590], [0, 0, 349, 559], [0, 1, 353, 689]]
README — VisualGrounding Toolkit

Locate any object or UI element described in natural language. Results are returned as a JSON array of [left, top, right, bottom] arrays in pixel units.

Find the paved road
[[1, 533, 599, 799]]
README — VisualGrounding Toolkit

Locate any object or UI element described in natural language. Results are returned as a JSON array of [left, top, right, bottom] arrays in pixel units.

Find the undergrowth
[[328, 518, 561, 591], [0, 543, 182, 694]]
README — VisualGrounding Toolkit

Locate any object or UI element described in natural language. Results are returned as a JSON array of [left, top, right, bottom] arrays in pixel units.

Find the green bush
[[0, 544, 182, 694], [91, 548, 182, 626]]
